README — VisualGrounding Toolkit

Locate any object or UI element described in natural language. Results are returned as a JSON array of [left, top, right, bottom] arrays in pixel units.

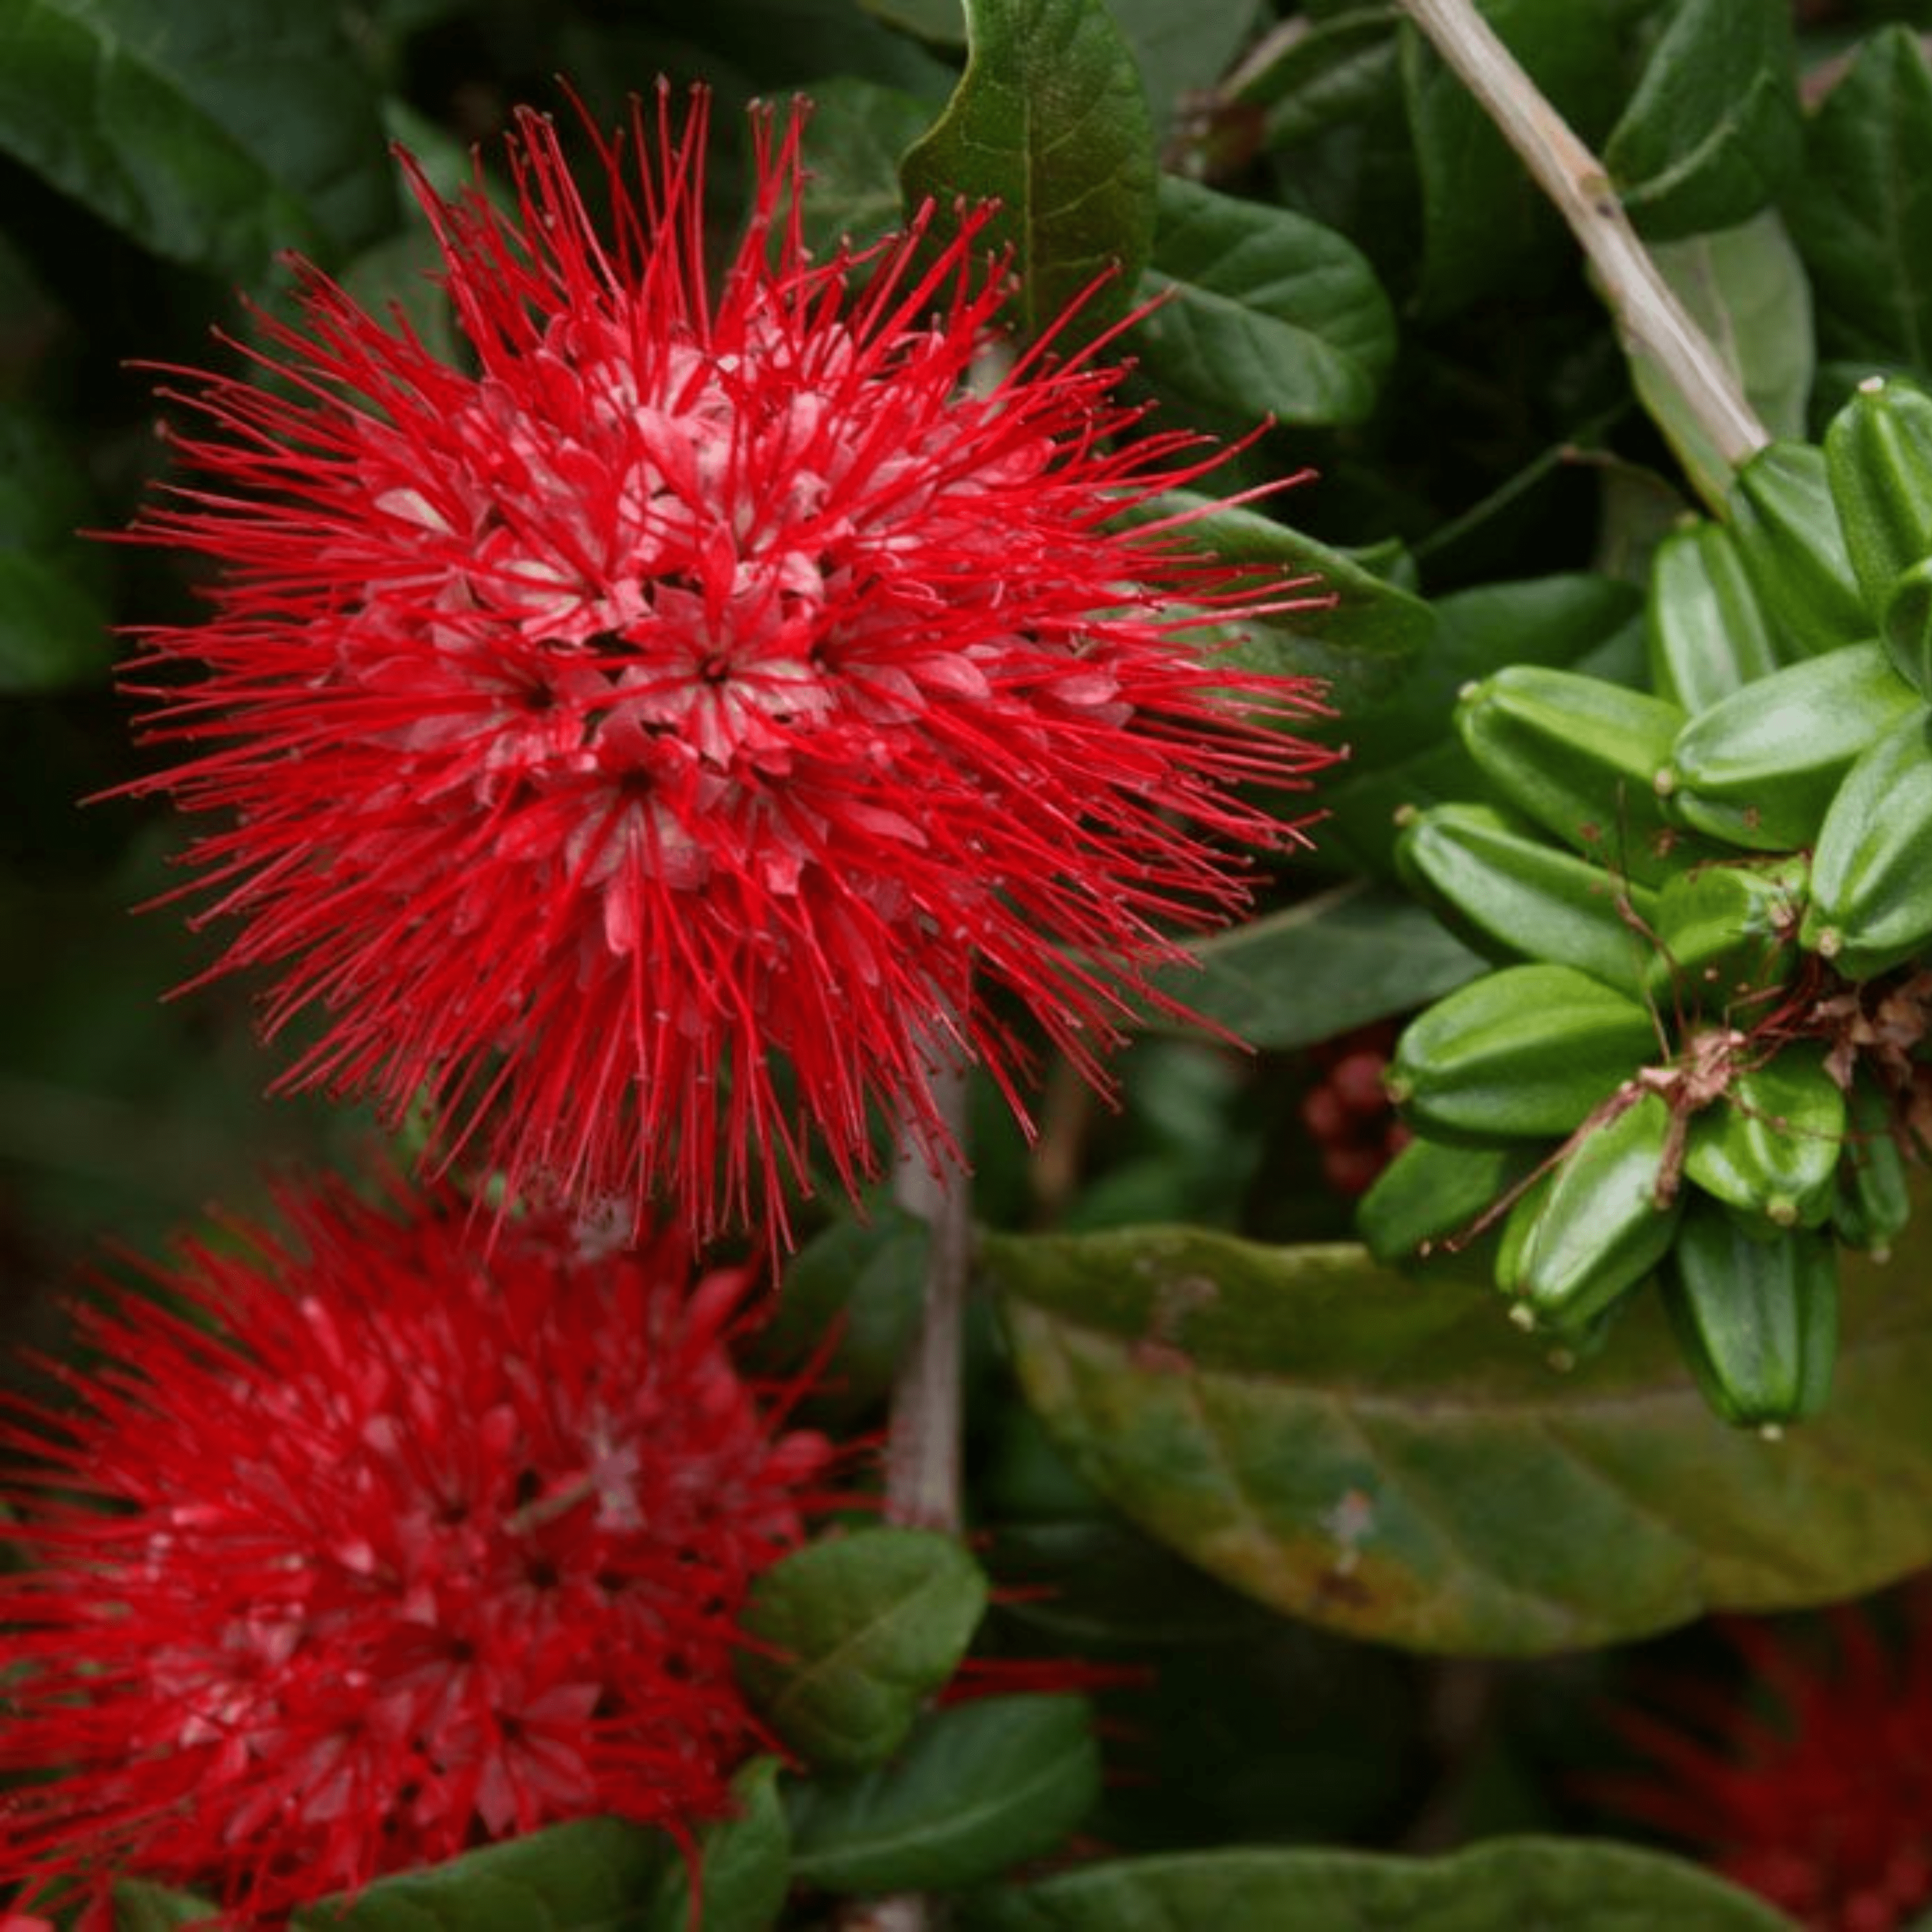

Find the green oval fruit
[[1666, 642, 1917, 852], [1824, 374, 1932, 630], [1728, 440, 1869, 657], [1500, 1088, 1683, 1329], [1398, 802, 1657, 999], [1831, 1072, 1913, 1257], [1357, 1135, 1531, 1265], [1454, 666, 1688, 885], [1660, 1198, 1839, 1429], [1645, 854, 1808, 1018], [1386, 962, 1660, 1145], [1496, 1166, 1558, 1319], [1882, 552, 1932, 697], [1646, 521, 1787, 714], [1801, 702, 1932, 978], [1681, 1040, 1847, 1229]]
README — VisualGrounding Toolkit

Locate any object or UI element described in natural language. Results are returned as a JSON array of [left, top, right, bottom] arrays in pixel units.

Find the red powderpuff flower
[[122, 87, 1333, 1241], [1597, 1593, 1932, 1930], [0, 1179, 838, 1923]]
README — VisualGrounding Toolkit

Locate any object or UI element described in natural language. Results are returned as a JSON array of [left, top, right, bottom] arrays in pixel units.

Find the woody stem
[[843, 1065, 974, 1932], [1399, 0, 1770, 493], [883, 1058, 974, 1532]]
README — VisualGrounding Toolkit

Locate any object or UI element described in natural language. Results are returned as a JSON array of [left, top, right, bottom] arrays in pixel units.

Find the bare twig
[[1401, 0, 1770, 484], [846, 1062, 974, 1932], [883, 1060, 974, 1531]]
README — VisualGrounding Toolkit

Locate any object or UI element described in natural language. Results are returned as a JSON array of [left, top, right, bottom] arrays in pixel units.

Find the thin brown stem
[[1401, 0, 1769, 488]]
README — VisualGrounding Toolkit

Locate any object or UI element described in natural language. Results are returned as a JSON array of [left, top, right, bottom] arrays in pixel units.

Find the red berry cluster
[[1300, 1023, 1409, 1196]]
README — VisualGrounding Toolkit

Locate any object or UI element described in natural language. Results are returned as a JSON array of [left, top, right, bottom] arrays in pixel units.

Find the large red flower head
[[1597, 1595, 1932, 1930], [0, 1179, 836, 1921], [125, 87, 1332, 1239]]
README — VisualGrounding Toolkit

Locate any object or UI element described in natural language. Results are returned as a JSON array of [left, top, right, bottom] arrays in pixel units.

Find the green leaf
[[114, 1880, 227, 1930], [1139, 880, 1487, 1049], [796, 78, 937, 260], [989, 1228, 1932, 1654], [1401, 0, 1625, 316], [860, 0, 967, 44], [1238, 5, 1398, 137], [958, 1838, 1795, 1931], [0, 0, 395, 278], [900, 0, 1159, 343], [787, 1696, 1100, 1896], [293, 1817, 664, 1929], [1634, 210, 1813, 504], [1603, 0, 1800, 242], [1382, 574, 1645, 764], [738, 1527, 990, 1770], [1141, 489, 1436, 717], [641, 1760, 791, 1932], [1134, 175, 1396, 427], [761, 1203, 929, 1421], [1096, 0, 1263, 144], [1783, 25, 1932, 374], [1313, 574, 1646, 875]]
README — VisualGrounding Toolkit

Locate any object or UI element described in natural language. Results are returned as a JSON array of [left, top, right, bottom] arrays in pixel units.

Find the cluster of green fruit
[[1360, 377, 1932, 1431]]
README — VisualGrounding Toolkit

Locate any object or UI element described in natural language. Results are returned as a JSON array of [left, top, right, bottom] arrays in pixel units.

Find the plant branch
[[1401, 0, 1770, 482], [844, 1066, 975, 1932], [883, 1060, 975, 1531]]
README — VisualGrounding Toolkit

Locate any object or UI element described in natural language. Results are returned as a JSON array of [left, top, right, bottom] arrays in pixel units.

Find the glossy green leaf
[[1142, 489, 1435, 717], [293, 1817, 663, 1929], [1239, 6, 1398, 140], [0, 0, 394, 277], [989, 1228, 1932, 1654], [762, 1203, 928, 1421], [1668, 212, 1814, 438], [958, 1838, 1794, 1931], [114, 1882, 227, 1931], [1255, 17, 1419, 302], [1103, 0, 1262, 143], [1603, 0, 1800, 241], [1139, 880, 1486, 1050], [1784, 26, 1932, 373], [787, 1695, 1100, 1896], [796, 78, 937, 260], [900, 0, 1158, 342], [738, 1527, 990, 1770], [641, 1760, 791, 1932], [1135, 175, 1396, 427], [1635, 211, 1812, 505], [1401, 0, 1623, 315]]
